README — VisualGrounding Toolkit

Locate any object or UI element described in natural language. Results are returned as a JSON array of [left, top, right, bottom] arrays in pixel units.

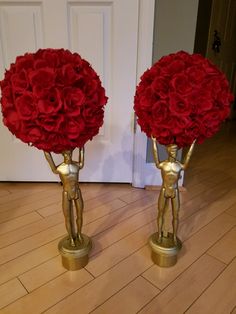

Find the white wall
[[153, 0, 199, 61]]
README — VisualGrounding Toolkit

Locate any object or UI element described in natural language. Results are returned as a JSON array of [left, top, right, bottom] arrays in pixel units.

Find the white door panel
[[0, 0, 146, 182]]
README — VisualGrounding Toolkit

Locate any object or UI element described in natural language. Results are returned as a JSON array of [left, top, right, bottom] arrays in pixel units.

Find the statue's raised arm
[[44, 151, 58, 174], [78, 147, 85, 170], [182, 139, 196, 170], [151, 136, 161, 169]]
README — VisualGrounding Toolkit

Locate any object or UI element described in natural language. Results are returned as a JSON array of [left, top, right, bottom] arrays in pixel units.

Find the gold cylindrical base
[[58, 234, 92, 271], [149, 232, 182, 267]]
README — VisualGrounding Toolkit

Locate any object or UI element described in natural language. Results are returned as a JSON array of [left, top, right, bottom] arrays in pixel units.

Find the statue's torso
[[57, 162, 80, 199], [160, 161, 182, 198]]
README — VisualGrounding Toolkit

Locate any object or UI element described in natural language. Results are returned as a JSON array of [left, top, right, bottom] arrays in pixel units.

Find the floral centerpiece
[[134, 50, 233, 147], [134, 50, 234, 267], [0, 48, 108, 271], [0, 48, 108, 153]]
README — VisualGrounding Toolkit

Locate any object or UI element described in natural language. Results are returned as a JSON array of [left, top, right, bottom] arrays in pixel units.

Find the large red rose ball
[[0, 48, 108, 153], [134, 51, 234, 147]]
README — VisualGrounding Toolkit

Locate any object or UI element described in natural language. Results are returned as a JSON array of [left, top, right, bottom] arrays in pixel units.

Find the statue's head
[[62, 150, 72, 162], [166, 144, 178, 159]]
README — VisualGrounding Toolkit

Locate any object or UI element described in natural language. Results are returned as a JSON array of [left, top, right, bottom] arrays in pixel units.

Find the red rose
[[169, 92, 191, 116], [11, 70, 29, 93], [37, 114, 64, 132], [186, 66, 206, 85], [151, 78, 169, 99], [165, 60, 186, 75], [1, 86, 14, 112], [15, 54, 34, 72], [3, 110, 21, 132], [40, 49, 60, 68], [34, 59, 48, 69], [67, 118, 85, 139], [168, 116, 192, 135], [37, 88, 62, 114], [63, 87, 85, 116], [82, 107, 104, 126], [152, 126, 173, 145], [152, 100, 169, 123], [15, 92, 37, 120], [170, 73, 192, 95], [29, 68, 55, 89]]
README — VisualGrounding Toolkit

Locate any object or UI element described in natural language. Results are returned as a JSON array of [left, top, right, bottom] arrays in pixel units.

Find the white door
[[0, 0, 154, 182], [206, 0, 236, 105]]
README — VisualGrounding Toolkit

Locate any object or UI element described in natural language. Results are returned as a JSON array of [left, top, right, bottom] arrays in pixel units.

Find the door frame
[[132, 0, 161, 188]]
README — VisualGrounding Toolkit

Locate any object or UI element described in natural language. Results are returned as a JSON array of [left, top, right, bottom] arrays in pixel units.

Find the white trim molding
[[132, 0, 157, 188]]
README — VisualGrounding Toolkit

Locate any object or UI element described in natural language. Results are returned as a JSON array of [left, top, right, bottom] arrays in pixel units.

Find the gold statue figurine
[[44, 148, 92, 270], [149, 137, 196, 267]]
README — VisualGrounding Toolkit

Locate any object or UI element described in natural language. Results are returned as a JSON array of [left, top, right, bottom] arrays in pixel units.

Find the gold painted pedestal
[[149, 232, 182, 267], [58, 234, 92, 271]]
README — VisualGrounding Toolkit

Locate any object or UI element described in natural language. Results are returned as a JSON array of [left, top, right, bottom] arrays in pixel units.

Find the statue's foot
[[77, 233, 83, 244], [70, 238, 76, 247], [157, 236, 162, 244]]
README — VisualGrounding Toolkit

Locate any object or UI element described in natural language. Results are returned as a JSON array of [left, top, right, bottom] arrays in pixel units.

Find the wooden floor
[[0, 123, 236, 314]]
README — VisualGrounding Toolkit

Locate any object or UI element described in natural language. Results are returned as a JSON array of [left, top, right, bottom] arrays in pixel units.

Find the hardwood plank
[[83, 194, 156, 238], [0, 212, 42, 236], [231, 306, 236, 314], [0, 239, 59, 285], [36, 202, 61, 217], [0, 223, 65, 265], [118, 189, 153, 204], [0, 278, 27, 310], [44, 246, 153, 314], [186, 257, 236, 314], [83, 198, 127, 224], [226, 204, 236, 217], [92, 276, 160, 314], [18, 256, 66, 292], [0, 189, 60, 212], [179, 190, 236, 241], [1, 269, 93, 314], [0, 194, 61, 224], [208, 227, 236, 264], [90, 205, 156, 257], [86, 218, 156, 277], [142, 213, 236, 290], [179, 179, 235, 222], [0, 183, 56, 205], [0, 188, 11, 198], [82, 184, 132, 203], [139, 254, 225, 314], [0, 212, 63, 249]]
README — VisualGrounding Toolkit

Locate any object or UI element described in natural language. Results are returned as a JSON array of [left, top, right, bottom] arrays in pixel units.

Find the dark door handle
[[212, 30, 221, 53]]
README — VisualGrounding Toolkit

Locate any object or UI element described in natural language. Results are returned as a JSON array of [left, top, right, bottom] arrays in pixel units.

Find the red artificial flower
[[134, 50, 234, 147], [0, 48, 108, 153]]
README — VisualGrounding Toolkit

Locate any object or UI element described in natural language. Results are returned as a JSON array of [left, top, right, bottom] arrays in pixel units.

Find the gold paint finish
[[58, 234, 92, 270], [150, 138, 195, 267], [149, 232, 182, 267], [44, 148, 92, 270]]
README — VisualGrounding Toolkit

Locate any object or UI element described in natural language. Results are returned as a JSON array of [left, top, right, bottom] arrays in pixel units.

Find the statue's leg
[[62, 192, 76, 247], [74, 188, 84, 243], [157, 189, 168, 242], [171, 191, 180, 245]]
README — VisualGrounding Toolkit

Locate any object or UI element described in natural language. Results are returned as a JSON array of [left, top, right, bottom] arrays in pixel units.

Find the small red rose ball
[[0, 48, 108, 153], [134, 51, 234, 147]]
